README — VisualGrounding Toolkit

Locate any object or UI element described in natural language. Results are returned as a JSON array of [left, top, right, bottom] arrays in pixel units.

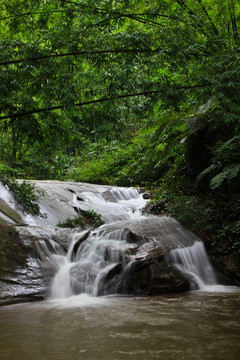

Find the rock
[[94, 259, 190, 296], [71, 230, 91, 261], [0, 222, 76, 305], [99, 216, 197, 249], [143, 192, 151, 199], [0, 223, 45, 305], [0, 198, 24, 225], [69, 216, 195, 296], [123, 261, 190, 295]]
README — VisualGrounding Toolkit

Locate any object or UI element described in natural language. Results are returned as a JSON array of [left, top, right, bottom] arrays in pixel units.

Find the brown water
[[0, 290, 239, 360]]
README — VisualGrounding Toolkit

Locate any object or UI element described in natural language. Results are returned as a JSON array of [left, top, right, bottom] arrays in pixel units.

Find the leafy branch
[[0, 48, 159, 67], [0, 84, 206, 120]]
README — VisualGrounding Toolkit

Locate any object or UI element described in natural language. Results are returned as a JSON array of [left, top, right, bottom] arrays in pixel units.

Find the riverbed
[[0, 290, 239, 360]]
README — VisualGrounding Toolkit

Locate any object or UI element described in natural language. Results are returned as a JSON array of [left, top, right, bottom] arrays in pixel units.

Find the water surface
[[0, 290, 239, 360]]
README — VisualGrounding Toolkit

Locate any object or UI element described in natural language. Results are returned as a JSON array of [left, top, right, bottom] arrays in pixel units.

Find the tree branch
[[0, 48, 159, 66], [227, 0, 239, 45], [57, 0, 186, 24], [0, 84, 207, 120], [0, 9, 80, 21], [196, 0, 219, 36], [176, 0, 224, 49]]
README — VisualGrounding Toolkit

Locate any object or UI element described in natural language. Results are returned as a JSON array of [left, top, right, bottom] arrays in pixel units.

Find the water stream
[[166, 242, 229, 292], [1, 182, 239, 359], [0, 291, 239, 360], [1, 181, 237, 299], [34, 185, 228, 299]]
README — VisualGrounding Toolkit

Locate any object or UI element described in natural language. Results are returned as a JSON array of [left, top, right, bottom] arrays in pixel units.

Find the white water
[[166, 242, 216, 288], [49, 242, 123, 298], [44, 186, 232, 299], [166, 242, 237, 292], [74, 187, 147, 222], [0, 182, 14, 205], [1, 182, 235, 300], [49, 187, 146, 298]]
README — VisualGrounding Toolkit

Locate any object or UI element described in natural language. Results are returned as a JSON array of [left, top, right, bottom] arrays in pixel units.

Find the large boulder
[[69, 217, 196, 296]]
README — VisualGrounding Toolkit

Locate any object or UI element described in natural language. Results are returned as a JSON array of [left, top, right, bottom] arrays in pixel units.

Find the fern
[[210, 164, 240, 190], [215, 136, 240, 162], [196, 164, 217, 183]]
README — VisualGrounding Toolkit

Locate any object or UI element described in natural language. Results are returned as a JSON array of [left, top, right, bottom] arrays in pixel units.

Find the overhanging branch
[[0, 48, 159, 66], [0, 84, 206, 120]]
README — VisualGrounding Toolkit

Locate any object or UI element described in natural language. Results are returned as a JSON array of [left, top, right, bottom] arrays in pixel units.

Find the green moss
[[0, 198, 23, 225], [57, 210, 104, 229]]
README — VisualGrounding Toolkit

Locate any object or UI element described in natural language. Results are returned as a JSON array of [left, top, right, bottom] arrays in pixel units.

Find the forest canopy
[[1, 1, 240, 260], [0, 0, 239, 169]]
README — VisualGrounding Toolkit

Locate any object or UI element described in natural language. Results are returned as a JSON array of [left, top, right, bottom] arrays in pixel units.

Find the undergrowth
[[57, 210, 104, 229], [0, 176, 45, 217], [146, 184, 240, 256]]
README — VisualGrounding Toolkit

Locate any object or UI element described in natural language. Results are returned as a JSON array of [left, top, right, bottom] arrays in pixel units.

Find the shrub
[[0, 177, 44, 217], [57, 210, 104, 229]]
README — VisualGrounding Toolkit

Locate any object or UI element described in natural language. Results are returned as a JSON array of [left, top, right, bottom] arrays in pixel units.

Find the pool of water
[[0, 290, 239, 360]]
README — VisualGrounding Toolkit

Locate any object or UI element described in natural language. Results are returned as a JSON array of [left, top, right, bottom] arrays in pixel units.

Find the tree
[[0, 0, 239, 187]]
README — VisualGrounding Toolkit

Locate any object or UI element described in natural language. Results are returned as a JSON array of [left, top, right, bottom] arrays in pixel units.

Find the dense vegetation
[[0, 0, 240, 278]]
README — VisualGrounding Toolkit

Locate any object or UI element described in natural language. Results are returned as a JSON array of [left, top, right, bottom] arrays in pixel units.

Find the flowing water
[[166, 242, 227, 292], [1, 181, 237, 298], [39, 186, 233, 298], [0, 182, 240, 359], [0, 291, 239, 360]]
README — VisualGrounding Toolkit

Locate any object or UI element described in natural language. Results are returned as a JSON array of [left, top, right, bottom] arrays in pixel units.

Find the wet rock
[[95, 263, 123, 295], [71, 230, 90, 261], [68, 217, 196, 296], [147, 262, 190, 294], [0, 198, 24, 225], [0, 223, 45, 305], [142, 192, 151, 199], [123, 261, 190, 295], [134, 241, 166, 270], [100, 216, 197, 249]]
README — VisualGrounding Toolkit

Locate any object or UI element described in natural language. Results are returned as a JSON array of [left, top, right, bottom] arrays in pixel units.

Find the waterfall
[[166, 242, 218, 290], [49, 228, 140, 298], [165, 242, 235, 292], [43, 186, 221, 299], [43, 187, 147, 298], [1, 180, 232, 302]]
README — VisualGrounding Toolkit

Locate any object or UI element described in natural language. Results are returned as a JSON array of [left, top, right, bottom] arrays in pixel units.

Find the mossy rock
[[0, 198, 23, 225], [0, 223, 28, 277]]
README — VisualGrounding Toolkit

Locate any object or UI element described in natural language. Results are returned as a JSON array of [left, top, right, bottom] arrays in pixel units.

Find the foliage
[[66, 110, 186, 186], [0, 177, 44, 216], [57, 210, 104, 229], [57, 216, 85, 229], [196, 136, 240, 191], [0, 0, 240, 262], [147, 185, 240, 255]]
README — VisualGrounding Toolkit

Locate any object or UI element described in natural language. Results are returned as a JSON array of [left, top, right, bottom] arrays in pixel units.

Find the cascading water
[[1, 180, 233, 303], [166, 242, 218, 291], [40, 186, 222, 299], [47, 187, 147, 299]]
